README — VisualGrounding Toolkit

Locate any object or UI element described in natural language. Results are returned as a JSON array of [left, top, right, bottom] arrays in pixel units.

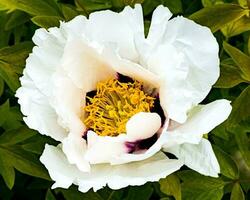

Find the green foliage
[[179, 170, 225, 200], [189, 4, 248, 32], [231, 183, 245, 200], [159, 174, 181, 200], [0, 0, 249, 199]]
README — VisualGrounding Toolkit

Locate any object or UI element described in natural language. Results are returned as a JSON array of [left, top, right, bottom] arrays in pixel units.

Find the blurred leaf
[[211, 121, 229, 140], [178, 170, 225, 200], [227, 86, 250, 168], [234, 129, 250, 168], [0, 0, 62, 16], [0, 42, 33, 91], [142, 0, 159, 15], [46, 189, 56, 200], [0, 126, 37, 145], [0, 77, 4, 96], [0, 12, 11, 48], [59, 187, 103, 200], [61, 4, 79, 21], [248, 35, 250, 55], [125, 185, 153, 200], [215, 58, 247, 88], [0, 100, 22, 130], [0, 61, 20, 91], [238, 0, 249, 8], [159, 174, 181, 200], [142, 0, 182, 15], [4, 10, 30, 31], [0, 41, 32, 66], [0, 145, 50, 180], [223, 41, 250, 81], [189, 4, 248, 32], [161, 0, 183, 14], [227, 86, 250, 129], [213, 145, 239, 179], [0, 154, 15, 189], [222, 16, 250, 38], [201, 0, 224, 7], [31, 16, 63, 29], [75, 0, 112, 14], [230, 183, 245, 200], [21, 134, 57, 155]]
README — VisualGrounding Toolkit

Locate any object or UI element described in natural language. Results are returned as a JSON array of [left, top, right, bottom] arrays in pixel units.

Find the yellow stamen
[[84, 78, 155, 136]]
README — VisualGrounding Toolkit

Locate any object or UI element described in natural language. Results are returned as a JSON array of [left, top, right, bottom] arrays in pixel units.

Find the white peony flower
[[16, 4, 232, 192]]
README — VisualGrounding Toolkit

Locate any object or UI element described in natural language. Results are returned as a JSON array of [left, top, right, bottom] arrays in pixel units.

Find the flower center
[[84, 78, 155, 137]]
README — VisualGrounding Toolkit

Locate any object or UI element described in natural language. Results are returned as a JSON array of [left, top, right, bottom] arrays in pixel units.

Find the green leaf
[[213, 145, 239, 179], [211, 121, 230, 140], [0, 42, 33, 66], [0, 12, 11, 48], [161, 0, 183, 14], [0, 126, 37, 145], [142, 0, 182, 15], [223, 42, 250, 80], [159, 174, 181, 200], [46, 189, 56, 200], [59, 187, 103, 200], [75, 0, 112, 14], [0, 76, 4, 96], [230, 183, 245, 200], [125, 185, 153, 200], [189, 4, 248, 32], [21, 134, 57, 154], [248, 35, 250, 55], [0, 0, 62, 16], [214, 58, 247, 88], [227, 86, 250, 167], [222, 16, 250, 38], [4, 10, 30, 31], [201, 0, 224, 7], [0, 145, 50, 180], [178, 170, 225, 200], [238, 0, 249, 8], [61, 4, 79, 21], [0, 60, 20, 91], [142, 0, 159, 16], [31, 16, 63, 29], [0, 154, 15, 189], [227, 86, 250, 130], [0, 100, 22, 130], [0, 42, 33, 91], [234, 129, 250, 168]]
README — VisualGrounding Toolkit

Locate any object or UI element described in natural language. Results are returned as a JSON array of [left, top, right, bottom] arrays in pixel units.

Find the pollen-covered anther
[[84, 78, 155, 137]]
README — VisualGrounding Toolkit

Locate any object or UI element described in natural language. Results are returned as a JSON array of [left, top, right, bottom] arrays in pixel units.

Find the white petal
[[26, 27, 65, 98], [85, 113, 163, 165], [51, 69, 86, 133], [15, 71, 67, 141], [126, 112, 161, 141], [139, 12, 219, 123], [162, 100, 232, 148], [62, 134, 90, 172], [86, 4, 144, 61], [60, 16, 87, 39], [147, 6, 172, 44], [102, 45, 160, 88], [61, 39, 116, 91], [165, 139, 220, 177], [85, 131, 127, 164], [110, 130, 168, 165], [40, 144, 183, 192]]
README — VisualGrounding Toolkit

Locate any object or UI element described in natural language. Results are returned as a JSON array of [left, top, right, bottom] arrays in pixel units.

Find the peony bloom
[[16, 4, 232, 192]]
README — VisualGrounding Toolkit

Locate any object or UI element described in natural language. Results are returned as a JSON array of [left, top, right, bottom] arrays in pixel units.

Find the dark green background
[[0, 0, 249, 199]]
